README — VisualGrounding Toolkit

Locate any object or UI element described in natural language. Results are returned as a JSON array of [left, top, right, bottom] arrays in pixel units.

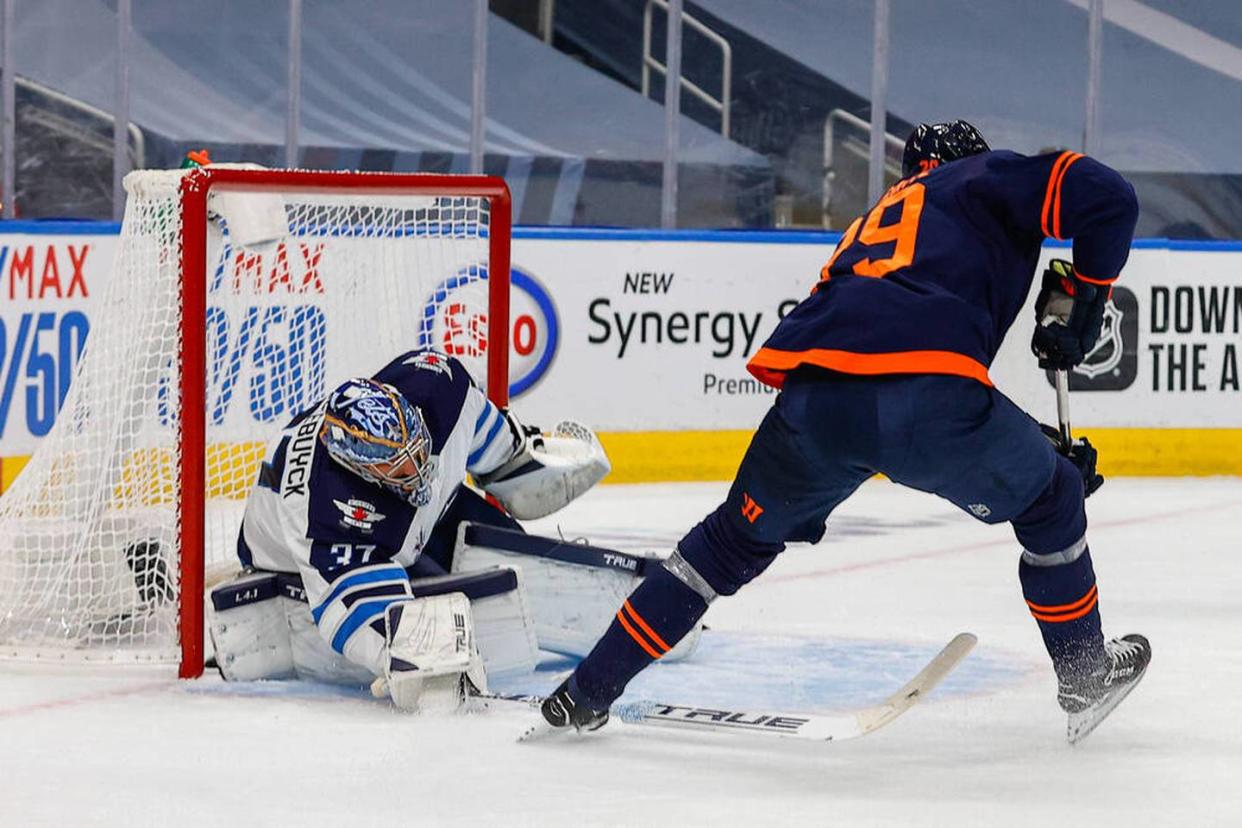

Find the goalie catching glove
[[475, 417, 611, 520], [1031, 258, 1109, 371]]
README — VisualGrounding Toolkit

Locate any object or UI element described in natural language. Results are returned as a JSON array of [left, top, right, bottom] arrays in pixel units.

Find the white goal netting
[[0, 167, 505, 672]]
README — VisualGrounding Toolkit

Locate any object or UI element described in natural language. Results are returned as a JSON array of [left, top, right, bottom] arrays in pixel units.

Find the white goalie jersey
[[235, 350, 519, 676]]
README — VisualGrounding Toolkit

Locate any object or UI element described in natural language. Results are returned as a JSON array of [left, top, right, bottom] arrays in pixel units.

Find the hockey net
[[0, 167, 511, 676]]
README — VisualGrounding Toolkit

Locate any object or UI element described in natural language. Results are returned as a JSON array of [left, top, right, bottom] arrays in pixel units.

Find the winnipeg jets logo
[[333, 498, 386, 532], [404, 351, 453, 379]]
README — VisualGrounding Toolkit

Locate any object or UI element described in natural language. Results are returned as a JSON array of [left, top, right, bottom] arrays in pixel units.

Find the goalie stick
[[470, 632, 976, 743]]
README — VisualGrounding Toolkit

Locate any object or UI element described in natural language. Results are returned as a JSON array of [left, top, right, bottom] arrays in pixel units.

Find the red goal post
[[0, 168, 512, 678], [178, 169, 512, 677]]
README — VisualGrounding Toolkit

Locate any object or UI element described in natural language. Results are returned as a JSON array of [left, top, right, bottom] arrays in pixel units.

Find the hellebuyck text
[[1147, 284, 1242, 393], [586, 271, 799, 359]]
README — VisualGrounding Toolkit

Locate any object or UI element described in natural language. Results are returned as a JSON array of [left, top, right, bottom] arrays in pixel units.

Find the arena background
[[2, 0, 1238, 491], [1, 223, 1240, 490], [2, 4, 1241, 826]]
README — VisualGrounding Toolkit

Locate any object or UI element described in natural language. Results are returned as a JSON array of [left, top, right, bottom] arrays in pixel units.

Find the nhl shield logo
[[1046, 286, 1138, 391], [334, 498, 387, 532], [1074, 302, 1123, 380]]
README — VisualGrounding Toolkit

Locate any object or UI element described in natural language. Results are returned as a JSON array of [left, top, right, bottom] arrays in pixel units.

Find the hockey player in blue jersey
[[541, 122, 1151, 742], [207, 348, 612, 712]]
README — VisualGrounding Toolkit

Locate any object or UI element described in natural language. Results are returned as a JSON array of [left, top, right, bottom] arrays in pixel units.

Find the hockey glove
[[1031, 259, 1109, 370], [475, 418, 611, 520], [1040, 423, 1105, 498]]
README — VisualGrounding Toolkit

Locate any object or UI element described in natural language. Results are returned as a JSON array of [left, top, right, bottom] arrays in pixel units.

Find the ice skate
[[531, 677, 609, 739], [1059, 634, 1151, 744]]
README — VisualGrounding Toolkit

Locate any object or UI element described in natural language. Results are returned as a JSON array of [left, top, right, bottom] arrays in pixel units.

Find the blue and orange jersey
[[747, 150, 1139, 388]]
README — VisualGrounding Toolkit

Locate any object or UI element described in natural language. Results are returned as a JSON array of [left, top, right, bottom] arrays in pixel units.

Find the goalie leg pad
[[208, 572, 295, 682], [384, 593, 486, 713], [408, 567, 538, 680], [283, 596, 376, 686], [453, 523, 703, 662]]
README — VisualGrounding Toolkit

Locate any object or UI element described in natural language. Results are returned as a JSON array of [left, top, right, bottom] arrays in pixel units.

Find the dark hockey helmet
[[901, 120, 990, 177], [320, 378, 435, 506]]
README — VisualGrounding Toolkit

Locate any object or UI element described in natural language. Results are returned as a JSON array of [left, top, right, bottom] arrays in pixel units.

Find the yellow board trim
[[0, 443, 267, 499], [595, 428, 1242, 482], [3, 428, 1242, 494], [1, 454, 30, 492], [595, 431, 753, 483]]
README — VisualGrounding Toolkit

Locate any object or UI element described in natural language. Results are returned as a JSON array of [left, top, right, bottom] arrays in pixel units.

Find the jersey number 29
[[823, 180, 926, 279]]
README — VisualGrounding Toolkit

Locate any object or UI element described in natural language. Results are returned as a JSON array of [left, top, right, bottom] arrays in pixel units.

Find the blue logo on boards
[[417, 265, 559, 398]]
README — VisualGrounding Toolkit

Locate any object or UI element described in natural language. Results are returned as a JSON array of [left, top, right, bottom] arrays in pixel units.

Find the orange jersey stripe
[[1051, 153, 1083, 240], [748, 346, 993, 387], [616, 608, 662, 659], [1041, 151, 1075, 238], [1075, 269, 1118, 286], [622, 600, 671, 653], [1026, 584, 1097, 615], [1030, 592, 1099, 623], [749, 363, 787, 390]]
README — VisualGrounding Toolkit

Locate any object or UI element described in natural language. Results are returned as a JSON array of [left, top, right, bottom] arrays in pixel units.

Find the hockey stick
[[470, 632, 976, 744], [1054, 369, 1073, 447]]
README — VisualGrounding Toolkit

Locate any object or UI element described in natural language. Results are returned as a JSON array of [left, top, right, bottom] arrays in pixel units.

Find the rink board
[[1, 223, 1240, 488]]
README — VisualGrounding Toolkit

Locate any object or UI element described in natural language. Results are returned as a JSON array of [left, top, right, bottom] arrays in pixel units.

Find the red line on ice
[[0, 680, 170, 719]]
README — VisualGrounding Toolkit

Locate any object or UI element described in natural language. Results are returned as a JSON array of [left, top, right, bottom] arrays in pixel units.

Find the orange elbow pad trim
[[1074, 269, 1118, 286], [1041, 151, 1083, 240]]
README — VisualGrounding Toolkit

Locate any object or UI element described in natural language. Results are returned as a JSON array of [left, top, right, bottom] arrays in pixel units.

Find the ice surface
[[2, 478, 1239, 826]]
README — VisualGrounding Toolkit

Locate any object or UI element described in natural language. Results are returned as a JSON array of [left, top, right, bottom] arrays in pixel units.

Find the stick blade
[[855, 632, 977, 734], [470, 633, 978, 745]]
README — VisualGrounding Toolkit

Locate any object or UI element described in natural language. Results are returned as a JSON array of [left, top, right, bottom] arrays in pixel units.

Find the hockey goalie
[[208, 348, 699, 713]]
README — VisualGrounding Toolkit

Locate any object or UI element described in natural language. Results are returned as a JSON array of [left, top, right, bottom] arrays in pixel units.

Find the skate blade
[[518, 714, 610, 743], [518, 719, 558, 743], [518, 717, 591, 743], [1067, 664, 1149, 745]]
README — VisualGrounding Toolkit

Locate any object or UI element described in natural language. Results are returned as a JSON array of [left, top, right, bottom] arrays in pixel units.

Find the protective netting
[[0, 168, 500, 669]]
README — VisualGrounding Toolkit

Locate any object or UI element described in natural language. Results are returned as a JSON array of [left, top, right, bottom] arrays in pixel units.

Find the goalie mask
[[320, 379, 435, 507]]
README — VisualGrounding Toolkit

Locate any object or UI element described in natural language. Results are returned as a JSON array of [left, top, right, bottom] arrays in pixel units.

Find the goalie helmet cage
[[0, 167, 511, 678]]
